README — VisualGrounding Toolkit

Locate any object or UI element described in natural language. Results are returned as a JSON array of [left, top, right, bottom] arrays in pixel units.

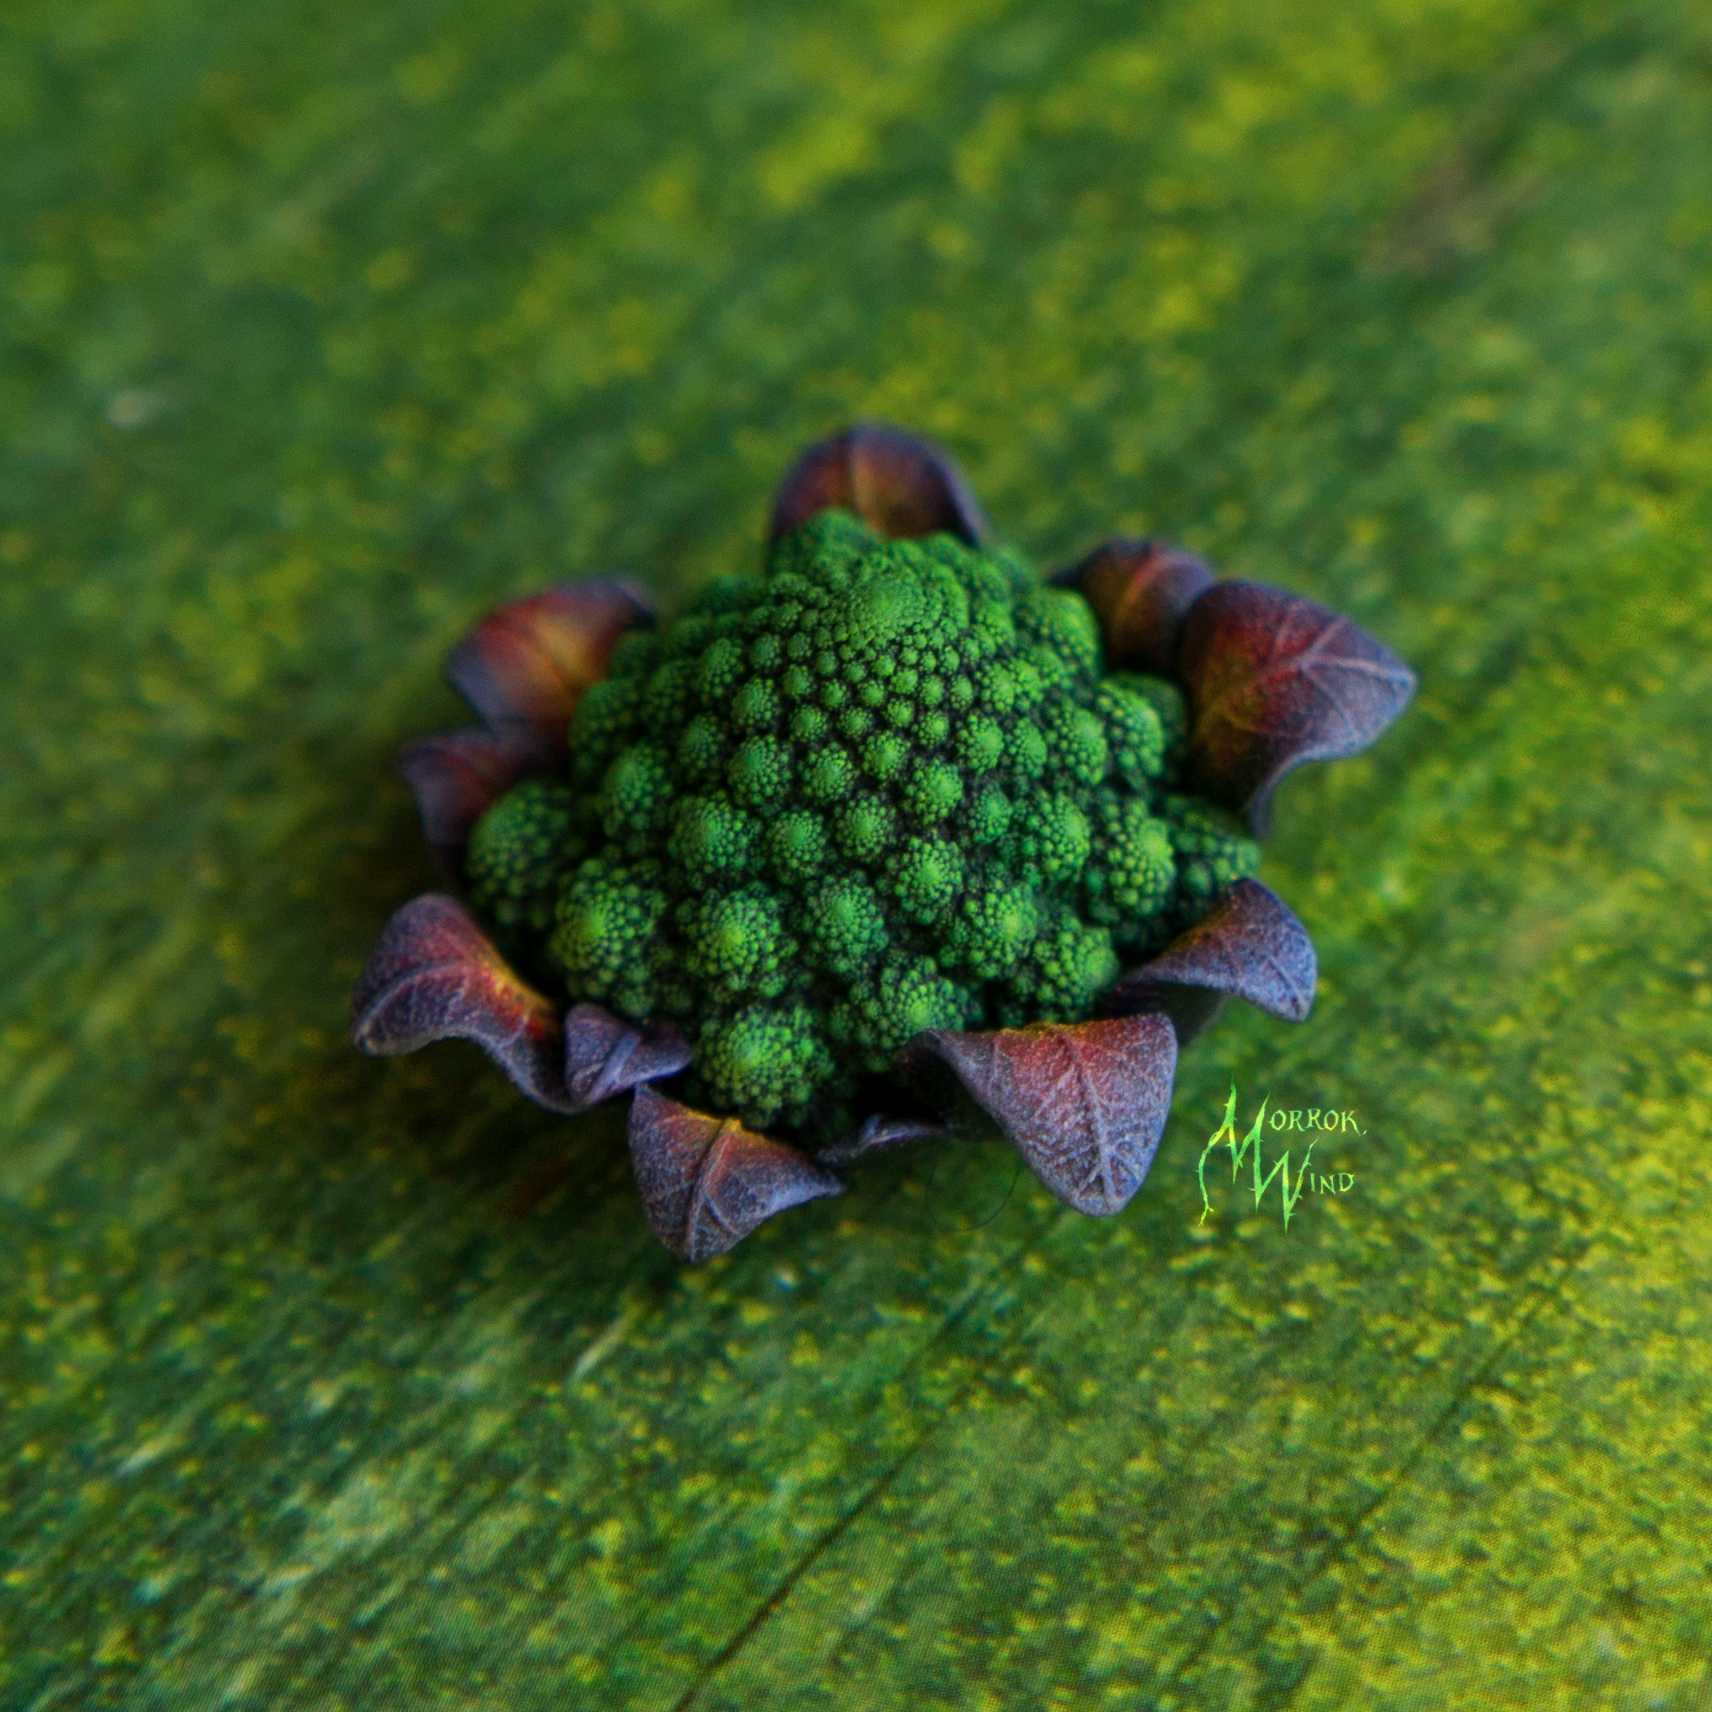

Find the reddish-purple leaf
[[445, 578, 652, 755], [563, 1003, 692, 1112], [627, 1087, 845, 1262], [1179, 581, 1417, 835], [1104, 983, 1230, 1049], [769, 423, 989, 547], [1105, 879, 1317, 1039], [1057, 538, 1214, 675], [396, 726, 540, 881], [903, 1016, 1178, 1218], [817, 1112, 947, 1171], [350, 894, 576, 1113]]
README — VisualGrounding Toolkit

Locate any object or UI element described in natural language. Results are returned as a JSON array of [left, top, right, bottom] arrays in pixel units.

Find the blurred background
[[3, 0, 1711, 1706]]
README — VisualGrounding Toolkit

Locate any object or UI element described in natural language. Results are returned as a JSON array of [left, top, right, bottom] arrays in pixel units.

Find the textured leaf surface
[[627, 1087, 845, 1261], [1107, 878, 1317, 1024], [1059, 537, 1213, 674], [444, 578, 652, 758], [905, 1018, 1178, 1216], [1181, 580, 1418, 834], [816, 1112, 947, 1170], [8, 5, 1712, 1711], [563, 1002, 692, 1111], [395, 726, 540, 878], [350, 894, 575, 1112], [769, 422, 989, 546]]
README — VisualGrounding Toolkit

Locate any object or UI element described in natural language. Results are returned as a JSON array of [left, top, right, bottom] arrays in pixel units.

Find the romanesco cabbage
[[466, 510, 1258, 1132]]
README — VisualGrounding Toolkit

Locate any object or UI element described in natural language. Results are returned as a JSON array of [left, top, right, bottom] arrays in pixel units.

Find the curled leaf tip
[[770, 423, 989, 547], [563, 1003, 692, 1112], [1106, 877, 1317, 1032], [817, 1112, 947, 1170], [628, 1087, 845, 1262], [396, 727, 539, 880], [1060, 538, 1214, 675], [903, 1016, 1177, 1218], [445, 578, 653, 753], [1180, 581, 1417, 835], [350, 894, 576, 1112]]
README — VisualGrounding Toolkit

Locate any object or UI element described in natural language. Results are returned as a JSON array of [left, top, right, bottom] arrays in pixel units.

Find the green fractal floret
[[1161, 794, 1261, 930], [831, 955, 979, 1073], [683, 888, 793, 1002], [465, 778, 585, 945], [548, 856, 668, 1019], [466, 508, 1261, 1133], [1084, 791, 1176, 950], [998, 909, 1120, 1025], [698, 1004, 830, 1122]]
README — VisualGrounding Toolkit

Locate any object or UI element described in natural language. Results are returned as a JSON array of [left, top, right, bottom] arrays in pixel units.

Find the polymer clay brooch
[[353, 426, 1414, 1259]]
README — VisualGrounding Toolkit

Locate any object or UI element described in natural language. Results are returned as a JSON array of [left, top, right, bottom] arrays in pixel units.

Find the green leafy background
[[4, 0, 1710, 1705]]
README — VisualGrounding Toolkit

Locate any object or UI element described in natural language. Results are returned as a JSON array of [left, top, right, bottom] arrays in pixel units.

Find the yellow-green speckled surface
[[4, 0, 1711, 1706]]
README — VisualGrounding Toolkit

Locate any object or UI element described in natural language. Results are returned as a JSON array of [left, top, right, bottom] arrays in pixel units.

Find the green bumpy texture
[[467, 510, 1257, 1130], [463, 778, 584, 944]]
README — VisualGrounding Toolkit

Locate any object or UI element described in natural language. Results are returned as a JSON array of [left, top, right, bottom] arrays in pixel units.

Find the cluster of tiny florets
[[466, 510, 1258, 1132]]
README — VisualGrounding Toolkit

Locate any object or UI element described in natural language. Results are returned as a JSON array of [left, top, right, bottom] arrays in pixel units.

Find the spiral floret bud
[[1161, 794, 1261, 929], [550, 857, 666, 1018], [466, 779, 585, 943]]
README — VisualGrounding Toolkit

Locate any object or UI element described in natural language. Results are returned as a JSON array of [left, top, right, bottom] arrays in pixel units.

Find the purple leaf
[[1056, 538, 1213, 675], [628, 1087, 845, 1262], [396, 727, 540, 880], [816, 1112, 947, 1171], [1179, 580, 1417, 835], [769, 423, 989, 547], [563, 1003, 692, 1112], [903, 1016, 1178, 1218], [1105, 878, 1317, 1035], [351, 894, 576, 1113], [445, 578, 653, 754]]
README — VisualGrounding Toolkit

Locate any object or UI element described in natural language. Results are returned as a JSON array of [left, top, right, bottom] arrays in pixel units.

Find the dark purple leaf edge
[[769, 422, 989, 548], [628, 1086, 845, 1262], [1105, 878, 1317, 1026], [1179, 580, 1417, 836], [445, 577, 653, 752], [351, 895, 687, 1117], [396, 728, 542, 883], [1053, 537, 1215, 677], [901, 1014, 1178, 1217]]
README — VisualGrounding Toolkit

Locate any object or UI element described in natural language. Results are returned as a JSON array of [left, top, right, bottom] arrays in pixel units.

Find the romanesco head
[[466, 509, 1258, 1132]]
